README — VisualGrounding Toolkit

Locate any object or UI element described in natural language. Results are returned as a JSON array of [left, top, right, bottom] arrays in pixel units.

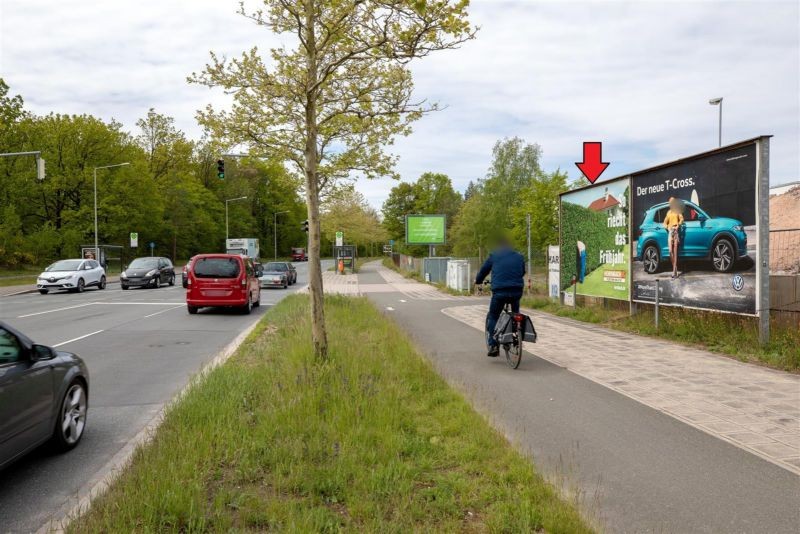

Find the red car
[[291, 247, 307, 261], [185, 254, 261, 314]]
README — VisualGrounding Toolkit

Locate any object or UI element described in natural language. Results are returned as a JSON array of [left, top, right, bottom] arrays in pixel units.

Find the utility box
[[447, 259, 471, 292]]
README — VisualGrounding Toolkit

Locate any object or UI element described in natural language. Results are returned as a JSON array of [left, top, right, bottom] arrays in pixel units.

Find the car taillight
[[241, 277, 247, 287]]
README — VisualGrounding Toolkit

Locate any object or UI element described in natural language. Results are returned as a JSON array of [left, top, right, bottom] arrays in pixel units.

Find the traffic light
[[301, 220, 309, 232], [216, 159, 225, 179]]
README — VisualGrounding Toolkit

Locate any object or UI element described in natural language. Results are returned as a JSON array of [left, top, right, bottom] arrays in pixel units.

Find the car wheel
[[168, 274, 175, 286], [152, 276, 160, 288], [39, 289, 49, 295], [643, 244, 660, 274], [99, 275, 106, 290], [187, 305, 199, 314], [712, 238, 735, 273], [283, 281, 288, 289], [253, 290, 261, 308], [51, 380, 87, 451], [76, 278, 85, 293], [242, 296, 252, 315], [121, 284, 129, 290]]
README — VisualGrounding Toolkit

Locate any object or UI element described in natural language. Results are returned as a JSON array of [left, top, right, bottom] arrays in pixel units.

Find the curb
[[35, 317, 262, 534]]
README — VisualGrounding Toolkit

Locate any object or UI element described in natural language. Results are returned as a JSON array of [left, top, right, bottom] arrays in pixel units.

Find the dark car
[[260, 261, 296, 287], [636, 201, 748, 274], [0, 322, 90, 470], [121, 257, 175, 289], [291, 248, 307, 261], [186, 254, 261, 314]]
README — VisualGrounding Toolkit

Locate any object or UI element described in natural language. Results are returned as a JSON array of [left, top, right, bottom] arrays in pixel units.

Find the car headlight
[[733, 225, 744, 232], [146, 269, 157, 277], [121, 272, 128, 279]]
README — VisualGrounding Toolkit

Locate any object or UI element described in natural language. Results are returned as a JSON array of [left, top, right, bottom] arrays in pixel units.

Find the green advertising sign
[[406, 214, 446, 245], [559, 178, 630, 300]]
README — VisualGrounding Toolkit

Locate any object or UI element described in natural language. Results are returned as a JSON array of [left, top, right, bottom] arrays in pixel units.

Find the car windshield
[[46, 260, 82, 272], [194, 257, 241, 278], [292, 248, 304, 254], [264, 262, 287, 272], [128, 258, 158, 269]]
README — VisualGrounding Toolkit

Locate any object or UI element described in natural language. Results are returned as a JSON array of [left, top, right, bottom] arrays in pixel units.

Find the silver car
[[0, 322, 90, 470]]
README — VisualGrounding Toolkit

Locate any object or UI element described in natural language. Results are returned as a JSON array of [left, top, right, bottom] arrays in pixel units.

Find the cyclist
[[475, 237, 526, 357]]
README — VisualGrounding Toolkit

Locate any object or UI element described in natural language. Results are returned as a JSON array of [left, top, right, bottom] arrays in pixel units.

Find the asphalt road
[[0, 260, 327, 533], [359, 265, 800, 533]]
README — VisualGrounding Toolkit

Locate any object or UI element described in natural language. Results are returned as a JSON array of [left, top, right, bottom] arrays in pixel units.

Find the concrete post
[[756, 137, 771, 345]]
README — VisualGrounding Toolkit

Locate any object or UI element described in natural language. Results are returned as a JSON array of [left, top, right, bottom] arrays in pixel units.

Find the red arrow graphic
[[575, 142, 609, 184]]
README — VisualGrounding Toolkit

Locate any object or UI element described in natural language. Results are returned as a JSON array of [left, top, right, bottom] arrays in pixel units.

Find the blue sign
[[389, 239, 395, 246], [149, 242, 155, 248]]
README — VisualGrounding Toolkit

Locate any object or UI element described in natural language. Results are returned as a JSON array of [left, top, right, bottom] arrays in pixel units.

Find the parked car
[[120, 257, 175, 290], [291, 247, 307, 261], [182, 256, 196, 288], [636, 200, 748, 274], [260, 261, 296, 288], [37, 259, 106, 294], [0, 322, 90, 470], [186, 254, 261, 314]]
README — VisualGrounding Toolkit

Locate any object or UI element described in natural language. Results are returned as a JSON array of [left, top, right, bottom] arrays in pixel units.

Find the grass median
[[70, 294, 591, 533]]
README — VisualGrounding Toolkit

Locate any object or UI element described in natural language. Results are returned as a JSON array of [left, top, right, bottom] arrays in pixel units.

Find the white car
[[37, 259, 106, 294]]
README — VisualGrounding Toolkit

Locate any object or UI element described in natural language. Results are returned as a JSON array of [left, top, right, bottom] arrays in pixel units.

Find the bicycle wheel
[[504, 337, 523, 369]]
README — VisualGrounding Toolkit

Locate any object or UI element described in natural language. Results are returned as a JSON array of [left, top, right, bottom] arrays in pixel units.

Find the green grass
[[522, 296, 800, 372], [70, 295, 591, 533]]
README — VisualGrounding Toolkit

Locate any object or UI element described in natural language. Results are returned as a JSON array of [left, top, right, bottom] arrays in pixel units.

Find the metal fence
[[770, 229, 800, 274]]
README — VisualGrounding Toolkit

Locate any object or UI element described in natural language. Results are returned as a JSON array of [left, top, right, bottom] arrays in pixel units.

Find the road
[[0, 260, 327, 533], [357, 262, 800, 534]]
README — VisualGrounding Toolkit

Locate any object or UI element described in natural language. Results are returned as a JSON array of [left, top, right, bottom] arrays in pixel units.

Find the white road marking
[[143, 305, 184, 318], [386, 306, 395, 311], [52, 330, 104, 348], [399, 299, 407, 303], [94, 301, 184, 306], [17, 302, 95, 318]]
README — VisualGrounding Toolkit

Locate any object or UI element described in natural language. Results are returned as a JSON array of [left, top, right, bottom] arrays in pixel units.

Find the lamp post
[[274, 210, 289, 260], [94, 162, 130, 260], [709, 97, 723, 147], [225, 196, 248, 240]]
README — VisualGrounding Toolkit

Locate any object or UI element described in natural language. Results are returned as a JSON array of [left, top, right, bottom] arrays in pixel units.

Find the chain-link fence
[[770, 229, 800, 274]]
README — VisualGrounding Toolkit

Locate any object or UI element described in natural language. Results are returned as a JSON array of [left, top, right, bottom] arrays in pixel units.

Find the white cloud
[[1, 0, 797, 209]]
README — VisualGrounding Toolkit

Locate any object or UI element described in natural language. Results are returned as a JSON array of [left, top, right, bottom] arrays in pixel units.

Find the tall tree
[[382, 181, 417, 242], [190, 0, 475, 359]]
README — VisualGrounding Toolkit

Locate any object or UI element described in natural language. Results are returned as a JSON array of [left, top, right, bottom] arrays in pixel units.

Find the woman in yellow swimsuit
[[664, 197, 685, 278]]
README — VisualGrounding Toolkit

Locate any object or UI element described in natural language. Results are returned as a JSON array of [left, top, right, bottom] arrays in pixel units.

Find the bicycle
[[485, 301, 537, 369]]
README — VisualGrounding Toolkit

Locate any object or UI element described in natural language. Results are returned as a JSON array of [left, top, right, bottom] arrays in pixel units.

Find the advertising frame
[[558, 175, 632, 302], [558, 135, 770, 338], [405, 214, 447, 245]]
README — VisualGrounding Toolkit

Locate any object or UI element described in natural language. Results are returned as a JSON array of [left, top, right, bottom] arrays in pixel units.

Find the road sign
[[130, 232, 138, 248], [335, 231, 343, 247], [389, 239, 394, 246], [149, 242, 155, 254]]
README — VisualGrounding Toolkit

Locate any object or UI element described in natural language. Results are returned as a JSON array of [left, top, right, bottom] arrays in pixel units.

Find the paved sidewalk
[[445, 305, 800, 474], [355, 262, 799, 533]]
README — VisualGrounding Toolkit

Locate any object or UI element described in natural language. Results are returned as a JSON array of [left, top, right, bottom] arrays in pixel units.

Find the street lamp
[[94, 162, 130, 260], [273, 210, 289, 260], [225, 196, 248, 240], [709, 97, 723, 147]]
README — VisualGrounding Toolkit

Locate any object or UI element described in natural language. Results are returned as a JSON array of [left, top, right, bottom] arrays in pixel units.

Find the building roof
[[588, 194, 620, 211]]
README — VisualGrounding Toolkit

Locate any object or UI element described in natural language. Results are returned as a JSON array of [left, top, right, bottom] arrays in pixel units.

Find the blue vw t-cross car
[[635, 201, 748, 274]]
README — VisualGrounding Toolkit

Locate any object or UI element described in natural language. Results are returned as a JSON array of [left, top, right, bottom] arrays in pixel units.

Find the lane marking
[[52, 330, 104, 348], [386, 306, 395, 311], [17, 302, 95, 318], [143, 305, 184, 318], [94, 301, 184, 306]]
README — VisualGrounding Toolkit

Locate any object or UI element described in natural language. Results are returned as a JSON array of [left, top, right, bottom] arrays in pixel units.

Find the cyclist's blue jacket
[[475, 247, 526, 294]]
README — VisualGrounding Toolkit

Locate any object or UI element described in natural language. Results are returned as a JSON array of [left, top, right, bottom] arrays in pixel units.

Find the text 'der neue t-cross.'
[[636, 200, 748, 274], [186, 254, 261, 314]]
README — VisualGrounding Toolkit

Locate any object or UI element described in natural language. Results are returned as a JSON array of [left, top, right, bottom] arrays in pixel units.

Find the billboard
[[406, 214, 446, 245], [631, 142, 759, 314], [559, 178, 630, 300]]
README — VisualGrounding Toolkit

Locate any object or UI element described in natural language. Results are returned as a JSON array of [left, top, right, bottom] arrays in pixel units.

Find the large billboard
[[631, 142, 758, 314], [406, 214, 446, 245], [559, 178, 630, 300]]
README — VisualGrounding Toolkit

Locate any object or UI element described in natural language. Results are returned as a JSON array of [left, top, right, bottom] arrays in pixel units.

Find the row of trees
[[382, 137, 576, 263], [0, 79, 313, 267]]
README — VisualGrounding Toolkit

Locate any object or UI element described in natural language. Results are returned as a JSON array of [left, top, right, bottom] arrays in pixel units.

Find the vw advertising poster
[[630, 142, 757, 314], [560, 178, 630, 300]]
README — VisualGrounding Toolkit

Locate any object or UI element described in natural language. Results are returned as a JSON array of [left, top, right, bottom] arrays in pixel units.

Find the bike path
[[356, 262, 800, 533]]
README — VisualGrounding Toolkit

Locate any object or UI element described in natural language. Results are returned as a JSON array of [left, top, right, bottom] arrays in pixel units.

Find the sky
[[1, 0, 798, 209]]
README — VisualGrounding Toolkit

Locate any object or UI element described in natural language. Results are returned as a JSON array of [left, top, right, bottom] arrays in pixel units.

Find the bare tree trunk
[[304, 0, 328, 360]]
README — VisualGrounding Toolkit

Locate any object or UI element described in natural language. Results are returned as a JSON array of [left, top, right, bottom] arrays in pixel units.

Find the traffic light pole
[[0, 151, 45, 180]]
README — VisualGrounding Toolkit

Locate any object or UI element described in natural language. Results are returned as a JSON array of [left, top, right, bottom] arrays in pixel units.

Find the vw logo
[[731, 274, 744, 292], [49, 277, 56, 282]]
